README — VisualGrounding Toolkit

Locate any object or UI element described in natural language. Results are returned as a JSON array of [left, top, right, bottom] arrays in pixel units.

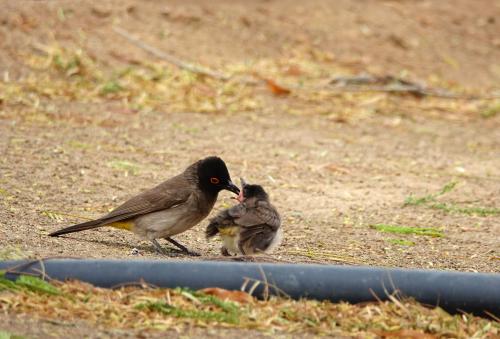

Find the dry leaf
[[264, 78, 291, 96], [91, 7, 112, 18], [199, 287, 254, 304], [240, 16, 251, 27], [284, 64, 303, 76], [193, 83, 216, 96], [98, 118, 121, 128], [376, 329, 436, 339], [109, 51, 142, 65], [325, 164, 349, 174]]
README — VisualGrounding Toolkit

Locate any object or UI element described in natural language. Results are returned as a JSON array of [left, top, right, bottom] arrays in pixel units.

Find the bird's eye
[[210, 177, 220, 184]]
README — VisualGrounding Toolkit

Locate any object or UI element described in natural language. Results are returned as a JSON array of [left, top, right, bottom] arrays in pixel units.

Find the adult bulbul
[[206, 178, 282, 256], [49, 156, 240, 255]]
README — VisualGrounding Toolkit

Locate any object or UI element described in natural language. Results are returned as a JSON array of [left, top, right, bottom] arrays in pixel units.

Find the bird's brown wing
[[238, 224, 276, 254], [234, 201, 281, 230], [206, 204, 247, 238], [100, 175, 193, 223], [226, 203, 247, 218], [49, 174, 194, 237]]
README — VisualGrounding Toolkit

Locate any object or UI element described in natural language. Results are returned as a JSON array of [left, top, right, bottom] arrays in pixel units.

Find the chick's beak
[[236, 190, 244, 203], [224, 180, 240, 195]]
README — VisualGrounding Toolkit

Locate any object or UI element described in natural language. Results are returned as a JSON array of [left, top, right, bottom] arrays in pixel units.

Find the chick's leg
[[220, 246, 231, 256]]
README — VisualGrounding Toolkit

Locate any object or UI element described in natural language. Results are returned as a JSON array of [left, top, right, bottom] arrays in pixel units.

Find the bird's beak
[[224, 180, 240, 195]]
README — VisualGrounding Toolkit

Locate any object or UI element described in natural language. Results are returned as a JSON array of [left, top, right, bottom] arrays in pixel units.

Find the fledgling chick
[[206, 178, 282, 256]]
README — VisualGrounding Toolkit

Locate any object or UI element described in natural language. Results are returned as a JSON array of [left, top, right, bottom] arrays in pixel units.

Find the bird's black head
[[239, 178, 269, 201], [197, 156, 240, 196]]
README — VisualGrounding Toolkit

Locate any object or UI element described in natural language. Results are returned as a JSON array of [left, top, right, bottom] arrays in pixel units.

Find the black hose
[[1, 259, 498, 317]]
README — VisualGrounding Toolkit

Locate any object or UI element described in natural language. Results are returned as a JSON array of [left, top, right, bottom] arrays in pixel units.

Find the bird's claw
[[151, 239, 168, 255], [185, 250, 201, 257], [220, 247, 231, 256]]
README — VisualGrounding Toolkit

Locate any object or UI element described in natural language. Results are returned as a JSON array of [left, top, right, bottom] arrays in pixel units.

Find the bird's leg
[[151, 239, 167, 255], [165, 237, 200, 256], [220, 246, 231, 256]]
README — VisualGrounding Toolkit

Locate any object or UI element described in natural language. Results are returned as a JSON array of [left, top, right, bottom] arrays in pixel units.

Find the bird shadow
[[54, 235, 186, 257]]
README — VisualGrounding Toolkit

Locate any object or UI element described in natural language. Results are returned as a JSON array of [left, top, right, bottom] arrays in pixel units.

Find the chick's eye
[[210, 177, 220, 184]]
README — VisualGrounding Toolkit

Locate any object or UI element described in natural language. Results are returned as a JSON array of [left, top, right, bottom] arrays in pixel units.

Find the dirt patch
[[1, 108, 499, 272]]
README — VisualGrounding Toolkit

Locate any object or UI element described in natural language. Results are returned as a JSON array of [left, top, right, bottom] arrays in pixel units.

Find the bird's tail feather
[[49, 219, 105, 237]]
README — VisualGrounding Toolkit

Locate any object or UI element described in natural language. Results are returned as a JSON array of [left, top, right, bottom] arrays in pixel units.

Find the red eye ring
[[210, 177, 220, 184]]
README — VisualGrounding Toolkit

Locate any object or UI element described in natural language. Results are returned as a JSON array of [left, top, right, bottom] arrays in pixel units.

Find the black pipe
[[1, 259, 498, 317]]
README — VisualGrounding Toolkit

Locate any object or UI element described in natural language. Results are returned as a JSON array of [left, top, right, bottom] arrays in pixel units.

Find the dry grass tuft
[[0, 274, 498, 337], [0, 44, 492, 126]]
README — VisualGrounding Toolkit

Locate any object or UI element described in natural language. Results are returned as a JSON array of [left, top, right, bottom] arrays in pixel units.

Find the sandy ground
[[0, 0, 499, 337], [1, 107, 499, 271]]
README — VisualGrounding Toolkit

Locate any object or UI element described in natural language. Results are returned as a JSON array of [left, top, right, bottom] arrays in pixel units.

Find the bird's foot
[[220, 247, 231, 256], [151, 239, 168, 255], [172, 248, 200, 256], [164, 237, 200, 256], [232, 255, 256, 262]]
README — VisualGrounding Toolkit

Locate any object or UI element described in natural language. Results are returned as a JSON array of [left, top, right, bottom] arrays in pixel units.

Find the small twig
[[30, 259, 56, 282], [30, 42, 52, 55], [39, 259, 46, 280], [165, 289, 172, 305], [5, 259, 44, 276], [113, 26, 230, 80], [110, 281, 158, 290], [242, 277, 290, 299], [328, 74, 500, 99], [4, 256, 83, 280], [329, 85, 468, 99], [369, 288, 384, 304], [484, 310, 500, 322], [4, 270, 43, 278], [258, 265, 269, 301], [331, 73, 428, 97], [42, 319, 77, 327], [380, 276, 412, 317], [247, 279, 261, 297]]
